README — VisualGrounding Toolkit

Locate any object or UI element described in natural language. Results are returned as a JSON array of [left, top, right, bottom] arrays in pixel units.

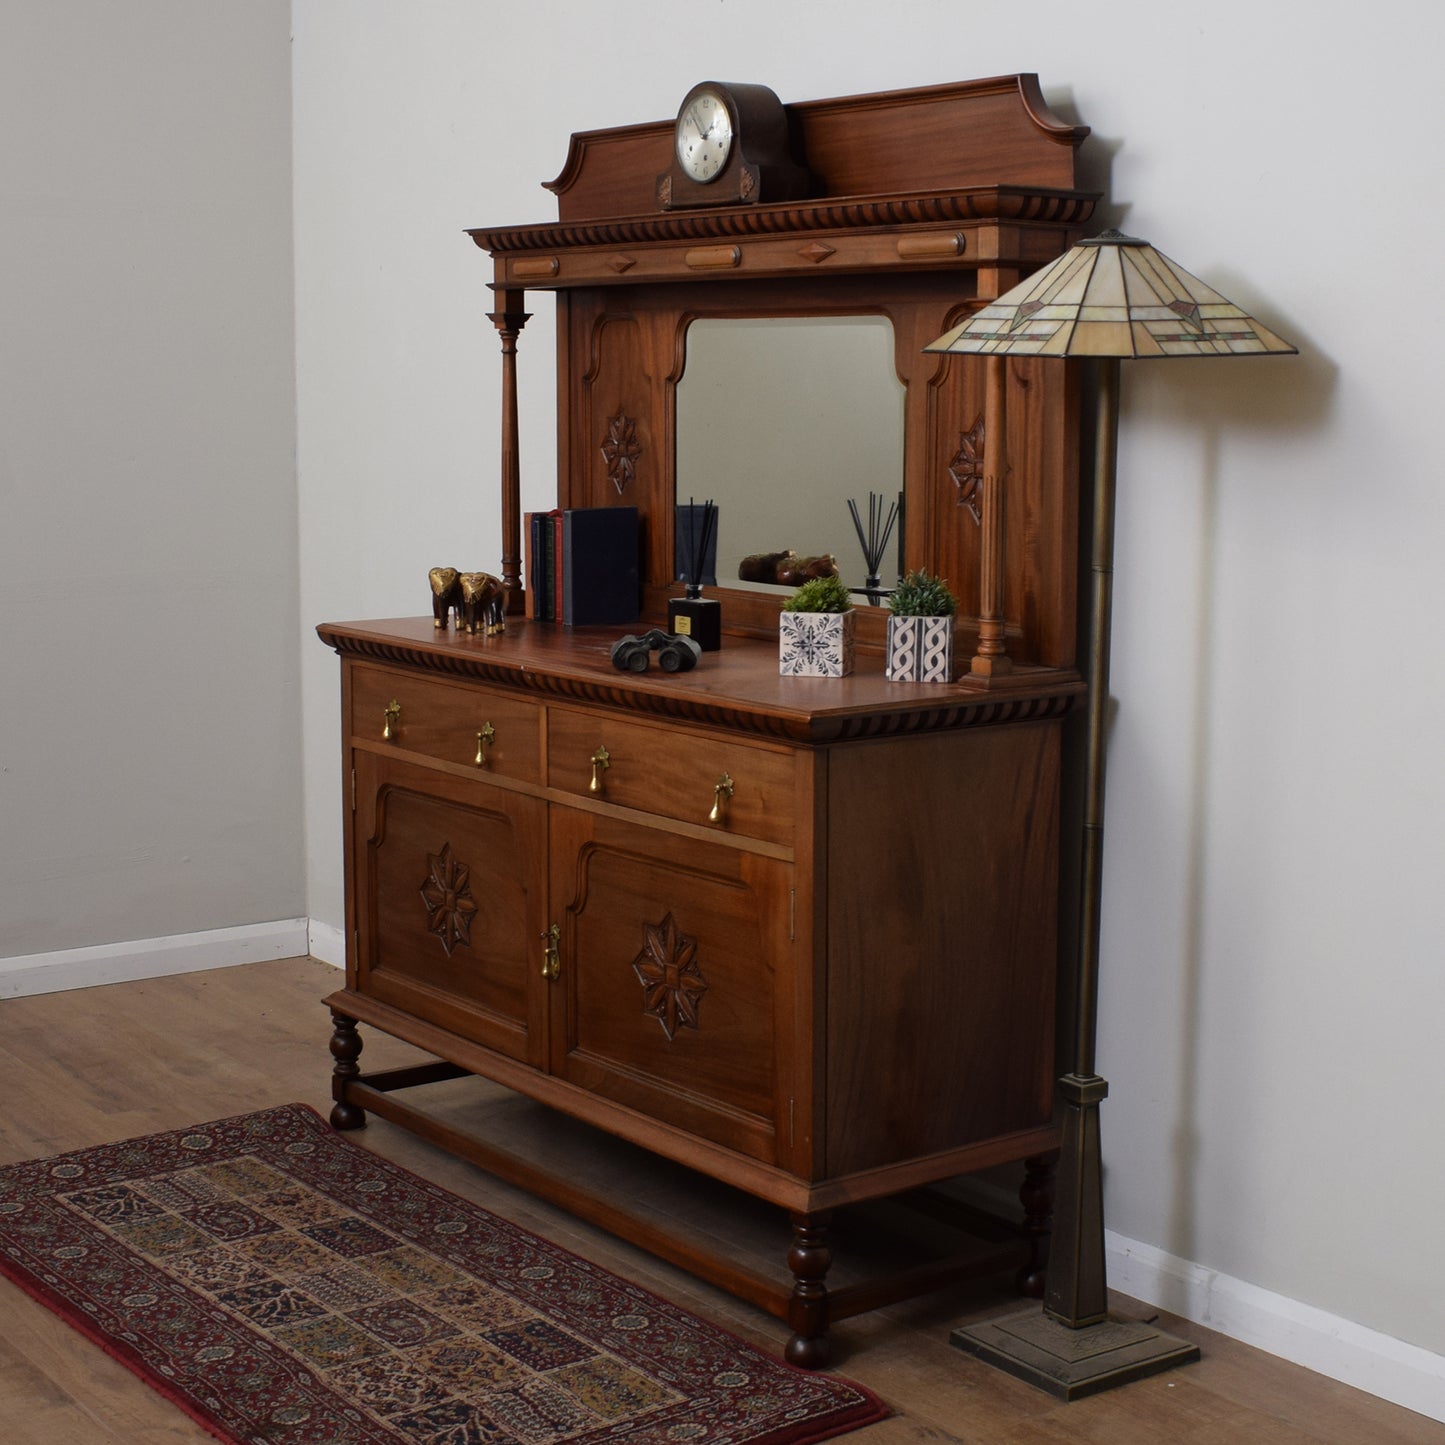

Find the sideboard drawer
[[349, 664, 542, 783], [547, 708, 796, 848]]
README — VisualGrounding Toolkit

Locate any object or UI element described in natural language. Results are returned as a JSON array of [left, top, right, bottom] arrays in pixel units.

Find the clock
[[658, 81, 811, 210], [675, 86, 734, 184]]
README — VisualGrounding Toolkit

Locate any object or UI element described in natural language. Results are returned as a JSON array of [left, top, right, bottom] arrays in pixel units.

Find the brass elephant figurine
[[459, 572, 506, 635], [429, 567, 462, 628], [429, 568, 507, 634]]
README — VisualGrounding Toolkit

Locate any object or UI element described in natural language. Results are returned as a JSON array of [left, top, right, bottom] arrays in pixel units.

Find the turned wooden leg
[[328, 1010, 367, 1130], [1016, 1151, 1056, 1298], [785, 1210, 833, 1369]]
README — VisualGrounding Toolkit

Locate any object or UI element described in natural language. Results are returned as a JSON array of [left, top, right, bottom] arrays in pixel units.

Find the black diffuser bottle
[[669, 498, 722, 651]]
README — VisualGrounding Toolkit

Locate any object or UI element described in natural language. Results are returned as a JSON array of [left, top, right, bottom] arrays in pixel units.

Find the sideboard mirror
[[469, 75, 1097, 668], [676, 315, 906, 600]]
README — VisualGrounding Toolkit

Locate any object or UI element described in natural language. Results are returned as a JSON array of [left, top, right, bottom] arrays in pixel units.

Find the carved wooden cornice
[[468, 185, 1097, 258]]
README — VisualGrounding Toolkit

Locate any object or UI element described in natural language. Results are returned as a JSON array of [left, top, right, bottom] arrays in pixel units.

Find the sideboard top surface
[[318, 617, 1083, 743]]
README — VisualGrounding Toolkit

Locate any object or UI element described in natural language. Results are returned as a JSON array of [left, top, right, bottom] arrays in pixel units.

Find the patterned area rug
[[0, 1104, 886, 1444]]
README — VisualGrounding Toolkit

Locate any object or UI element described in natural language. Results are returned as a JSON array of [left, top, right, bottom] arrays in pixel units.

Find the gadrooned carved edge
[[468, 187, 1098, 256], [319, 631, 1083, 742]]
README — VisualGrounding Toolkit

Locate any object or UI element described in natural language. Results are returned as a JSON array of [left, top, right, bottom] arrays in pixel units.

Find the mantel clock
[[658, 80, 810, 209]]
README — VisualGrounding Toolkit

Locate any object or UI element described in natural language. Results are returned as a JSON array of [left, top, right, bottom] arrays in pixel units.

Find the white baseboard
[[307, 918, 345, 968], [1106, 1230, 1445, 1424], [0, 918, 311, 999]]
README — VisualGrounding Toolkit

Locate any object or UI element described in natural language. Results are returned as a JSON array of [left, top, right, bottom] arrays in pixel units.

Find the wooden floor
[[0, 957, 1439, 1445]]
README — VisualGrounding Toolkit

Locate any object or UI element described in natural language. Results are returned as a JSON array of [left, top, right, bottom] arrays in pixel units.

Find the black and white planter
[[779, 610, 856, 677], [885, 615, 955, 682]]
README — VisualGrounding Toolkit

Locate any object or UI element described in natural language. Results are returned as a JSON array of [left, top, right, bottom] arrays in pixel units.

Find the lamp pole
[[1045, 354, 1118, 1328]]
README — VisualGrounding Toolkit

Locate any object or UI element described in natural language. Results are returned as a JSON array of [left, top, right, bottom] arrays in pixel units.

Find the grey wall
[[0, 2, 302, 956]]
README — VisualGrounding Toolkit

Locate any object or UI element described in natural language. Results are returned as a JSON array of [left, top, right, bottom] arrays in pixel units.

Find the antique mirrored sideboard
[[318, 75, 1096, 1367]]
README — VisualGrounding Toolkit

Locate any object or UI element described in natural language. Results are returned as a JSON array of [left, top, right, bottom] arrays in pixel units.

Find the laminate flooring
[[0, 957, 1438, 1444]]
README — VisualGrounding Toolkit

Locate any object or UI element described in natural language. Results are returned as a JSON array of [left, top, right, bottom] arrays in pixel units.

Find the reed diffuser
[[847, 491, 899, 606], [669, 498, 721, 651]]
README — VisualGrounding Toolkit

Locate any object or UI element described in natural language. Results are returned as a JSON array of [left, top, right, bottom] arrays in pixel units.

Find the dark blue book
[[562, 506, 640, 627]]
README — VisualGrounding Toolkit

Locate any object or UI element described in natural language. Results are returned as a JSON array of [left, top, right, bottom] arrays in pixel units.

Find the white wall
[[293, 0, 1445, 1398], [0, 3, 302, 964]]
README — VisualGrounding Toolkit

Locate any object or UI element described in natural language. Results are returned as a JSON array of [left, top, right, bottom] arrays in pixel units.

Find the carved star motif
[[632, 913, 707, 1041], [601, 410, 642, 495], [419, 843, 478, 956], [949, 415, 987, 523]]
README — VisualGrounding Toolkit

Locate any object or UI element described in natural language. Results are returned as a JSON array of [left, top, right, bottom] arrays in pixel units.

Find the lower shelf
[[328, 1028, 1055, 1369]]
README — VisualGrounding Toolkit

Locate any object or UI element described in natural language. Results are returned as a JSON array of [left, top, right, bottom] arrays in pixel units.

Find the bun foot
[[329, 1100, 367, 1131], [784, 1331, 832, 1370], [1017, 1263, 1047, 1298]]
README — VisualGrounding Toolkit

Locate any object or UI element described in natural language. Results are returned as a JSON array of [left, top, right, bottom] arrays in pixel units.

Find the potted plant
[[886, 570, 958, 681], [779, 572, 855, 677]]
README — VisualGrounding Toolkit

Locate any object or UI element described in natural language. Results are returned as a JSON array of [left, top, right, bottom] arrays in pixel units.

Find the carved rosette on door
[[949, 415, 987, 524], [419, 842, 479, 956], [601, 410, 642, 495], [632, 912, 708, 1040]]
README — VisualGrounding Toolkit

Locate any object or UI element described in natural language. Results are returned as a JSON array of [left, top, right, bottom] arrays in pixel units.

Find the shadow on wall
[[1116, 323, 1333, 1265]]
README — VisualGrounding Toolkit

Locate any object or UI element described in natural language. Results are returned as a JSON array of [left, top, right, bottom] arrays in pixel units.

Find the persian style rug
[[0, 1104, 887, 1445]]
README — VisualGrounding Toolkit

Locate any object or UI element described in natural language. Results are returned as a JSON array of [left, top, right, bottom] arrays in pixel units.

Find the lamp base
[[951, 1306, 1199, 1401]]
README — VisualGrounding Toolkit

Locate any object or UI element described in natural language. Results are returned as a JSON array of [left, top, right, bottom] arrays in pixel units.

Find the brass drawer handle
[[382, 699, 401, 742], [709, 772, 735, 824], [474, 722, 495, 767], [589, 745, 610, 795], [541, 923, 561, 980]]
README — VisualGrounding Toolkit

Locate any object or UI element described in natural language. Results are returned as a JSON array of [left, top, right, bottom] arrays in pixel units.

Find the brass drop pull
[[382, 699, 401, 742], [541, 923, 561, 981], [709, 772, 735, 825], [589, 745, 610, 795], [474, 722, 495, 768]]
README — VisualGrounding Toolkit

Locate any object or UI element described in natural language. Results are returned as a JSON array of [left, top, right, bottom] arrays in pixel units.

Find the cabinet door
[[353, 752, 548, 1068], [547, 810, 793, 1166]]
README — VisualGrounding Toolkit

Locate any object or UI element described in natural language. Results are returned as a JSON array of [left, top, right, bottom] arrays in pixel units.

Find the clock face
[[675, 89, 734, 183]]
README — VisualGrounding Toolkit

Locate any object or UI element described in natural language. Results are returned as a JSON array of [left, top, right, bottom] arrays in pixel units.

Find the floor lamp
[[925, 229, 1296, 1399]]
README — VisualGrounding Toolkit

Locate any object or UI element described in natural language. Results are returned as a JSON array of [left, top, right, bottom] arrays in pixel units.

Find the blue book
[[562, 506, 640, 627]]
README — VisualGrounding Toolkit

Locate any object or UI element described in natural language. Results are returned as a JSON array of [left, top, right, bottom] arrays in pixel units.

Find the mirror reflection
[[676, 316, 906, 599]]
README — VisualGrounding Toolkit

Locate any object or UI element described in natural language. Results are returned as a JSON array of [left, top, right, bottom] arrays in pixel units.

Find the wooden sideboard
[[319, 618, 1082, 1363], [321, 75, 1098, 1364]]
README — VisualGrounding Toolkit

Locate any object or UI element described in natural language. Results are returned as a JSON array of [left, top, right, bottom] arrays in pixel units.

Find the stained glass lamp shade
[[926, 229, 1297, 359]]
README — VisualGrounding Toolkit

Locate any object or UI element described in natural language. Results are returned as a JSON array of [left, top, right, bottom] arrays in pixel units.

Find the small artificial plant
[[887, 569, 957, 618], [783, 573, 853, 614]]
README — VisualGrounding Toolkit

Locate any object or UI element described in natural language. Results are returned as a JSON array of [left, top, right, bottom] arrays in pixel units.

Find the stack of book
[[524, 506, 640, 626]]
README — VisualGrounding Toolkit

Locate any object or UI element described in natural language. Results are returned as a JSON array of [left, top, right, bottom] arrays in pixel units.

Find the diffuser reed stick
[[848, 491, 899, 604], [682, 497, 717, 598]]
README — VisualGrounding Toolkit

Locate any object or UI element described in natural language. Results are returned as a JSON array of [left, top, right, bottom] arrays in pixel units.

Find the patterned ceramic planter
[[779, 610, 856, 677], [885, 615, 955, 682]]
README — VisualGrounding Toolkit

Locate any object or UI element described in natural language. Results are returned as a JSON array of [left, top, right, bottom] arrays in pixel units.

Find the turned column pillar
[[971, 353, 1012, 676], [487, 291, 531, 604]]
